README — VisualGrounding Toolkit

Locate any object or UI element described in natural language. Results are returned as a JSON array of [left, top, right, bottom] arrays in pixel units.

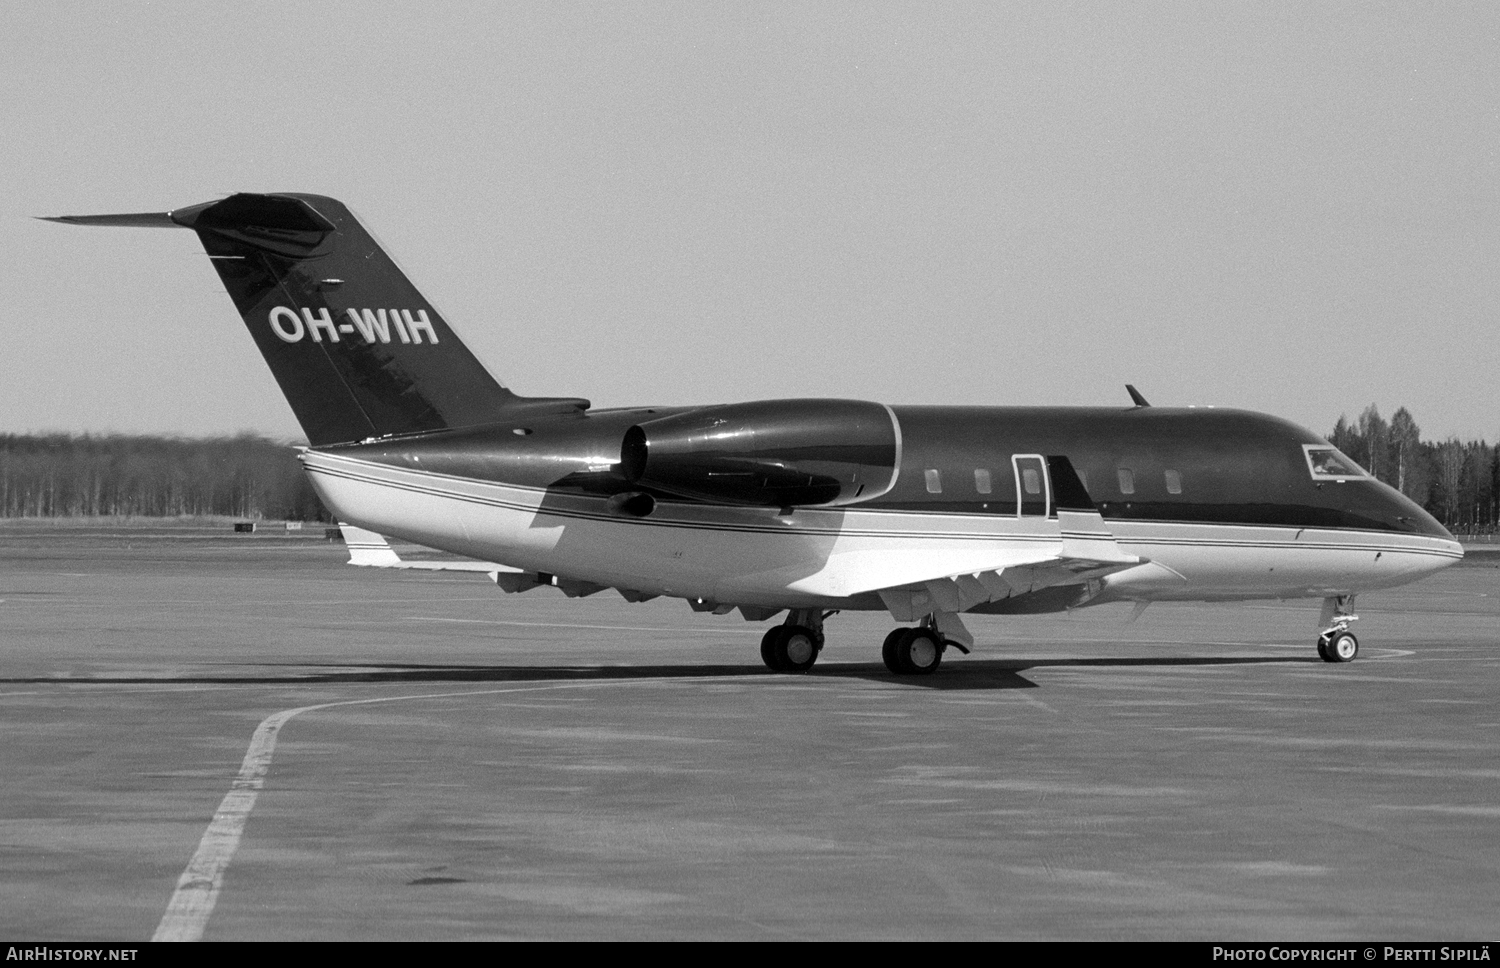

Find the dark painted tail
[[45, 193, 586, 445]]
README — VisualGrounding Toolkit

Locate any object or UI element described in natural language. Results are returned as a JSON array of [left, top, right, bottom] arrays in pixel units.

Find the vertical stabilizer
[[45, 193, 587, 445]]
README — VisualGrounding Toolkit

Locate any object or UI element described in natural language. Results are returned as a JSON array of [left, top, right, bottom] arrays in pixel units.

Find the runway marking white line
[[151, 680, 628, 943], [155, 655, 1079, 940], [1016, 693, 1059, 714]]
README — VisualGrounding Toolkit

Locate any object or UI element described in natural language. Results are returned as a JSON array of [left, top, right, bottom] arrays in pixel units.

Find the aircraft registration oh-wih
[[44, 193, 1462, 675]]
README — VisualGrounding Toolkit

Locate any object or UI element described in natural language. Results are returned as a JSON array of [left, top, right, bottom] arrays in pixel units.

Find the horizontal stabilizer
[[338, 524, 516, 574], [341, 524, 401, 567], [39, 212, 178, 228]]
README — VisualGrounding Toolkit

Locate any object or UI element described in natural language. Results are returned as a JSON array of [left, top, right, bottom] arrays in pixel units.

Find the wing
[[857, 509, 1146, 623], [782, 458, 1148, 622]]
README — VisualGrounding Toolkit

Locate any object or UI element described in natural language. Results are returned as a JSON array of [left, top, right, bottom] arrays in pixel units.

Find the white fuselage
[[302, 450, 1462, 611]]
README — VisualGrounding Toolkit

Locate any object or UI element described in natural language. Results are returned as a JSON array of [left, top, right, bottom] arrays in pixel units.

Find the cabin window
[[925, 469, 942, 494], [1117, 467, 1135, 495], [974, 469, 992, 494], [1164, 469, 1182, 494], [1304, 445, 1366, 481], [1022, 468, 1041, 495]]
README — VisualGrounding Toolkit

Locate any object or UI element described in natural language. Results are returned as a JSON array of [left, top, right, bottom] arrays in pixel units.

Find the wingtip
[[35, 211, 179, 228]]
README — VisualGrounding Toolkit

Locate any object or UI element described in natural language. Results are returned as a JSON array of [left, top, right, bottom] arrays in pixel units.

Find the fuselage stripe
[[302, 455, 1462, 560]]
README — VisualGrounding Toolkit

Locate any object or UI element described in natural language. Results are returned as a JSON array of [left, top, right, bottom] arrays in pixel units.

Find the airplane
[[44, 193, 1462, 675]]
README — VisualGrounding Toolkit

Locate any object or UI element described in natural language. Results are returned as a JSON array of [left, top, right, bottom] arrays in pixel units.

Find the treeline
[[0, 433, 329, 520], [1329, 405, 1497, 532]]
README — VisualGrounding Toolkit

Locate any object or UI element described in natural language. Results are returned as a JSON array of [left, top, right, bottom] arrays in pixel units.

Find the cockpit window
[[1304, 445, 1366, 480]]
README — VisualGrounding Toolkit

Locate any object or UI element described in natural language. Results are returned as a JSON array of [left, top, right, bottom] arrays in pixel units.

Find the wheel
[[763, 625, 820, 673], [881, 627, 906, 670], [777, 625, 821, 673], [760, 627, 784, 671], [887, 628, 943, 676], [1316, 636, 1331, 661], [1323, 630, 1358, 663]]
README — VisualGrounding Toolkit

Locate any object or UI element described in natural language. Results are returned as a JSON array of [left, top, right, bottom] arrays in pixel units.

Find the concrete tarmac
[[1, 522, 1497, 941]]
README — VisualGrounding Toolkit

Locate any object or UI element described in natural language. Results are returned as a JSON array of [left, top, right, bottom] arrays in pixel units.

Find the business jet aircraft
[[45, 193, 1462, 674]]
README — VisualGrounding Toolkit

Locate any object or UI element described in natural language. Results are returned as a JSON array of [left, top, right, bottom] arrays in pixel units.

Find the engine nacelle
[[619, 399, 901, 508]]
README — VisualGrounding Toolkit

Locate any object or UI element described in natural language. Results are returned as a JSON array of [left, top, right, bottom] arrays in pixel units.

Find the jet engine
[[619, 399, 901, 507]]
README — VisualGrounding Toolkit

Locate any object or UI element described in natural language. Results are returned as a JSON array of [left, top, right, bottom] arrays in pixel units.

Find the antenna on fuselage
[[1125, 385, 1151, 408]]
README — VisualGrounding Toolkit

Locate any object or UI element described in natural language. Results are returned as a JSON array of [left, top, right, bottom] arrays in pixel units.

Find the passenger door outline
[[1012, 453, 1051, 518]]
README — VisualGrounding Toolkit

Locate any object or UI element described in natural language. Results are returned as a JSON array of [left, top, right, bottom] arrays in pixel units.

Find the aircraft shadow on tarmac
[[5, 655, 1306, 691]]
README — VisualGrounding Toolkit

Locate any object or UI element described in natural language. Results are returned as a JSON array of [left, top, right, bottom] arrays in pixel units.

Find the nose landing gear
[[1319, 629, 1359, 662], [1316, 594, 1359, 663]]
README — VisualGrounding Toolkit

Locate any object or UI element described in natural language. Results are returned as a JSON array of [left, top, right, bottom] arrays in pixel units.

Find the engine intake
[[619, 399, 900, 507]]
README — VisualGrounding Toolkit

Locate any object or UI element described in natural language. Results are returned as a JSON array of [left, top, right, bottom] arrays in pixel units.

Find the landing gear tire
[[760, 627, 785, 671], [762, 624, 821, 673], [881, 627, 906, 670], [1321, 630, 1358, 663], [884, 628, 943, 676]]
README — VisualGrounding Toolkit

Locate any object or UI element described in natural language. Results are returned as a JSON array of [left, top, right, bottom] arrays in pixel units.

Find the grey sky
[[3, 2, 1496, 443]]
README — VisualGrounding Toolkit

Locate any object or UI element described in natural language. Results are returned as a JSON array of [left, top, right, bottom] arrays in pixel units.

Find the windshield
[[1304, 445, 1366, 480]]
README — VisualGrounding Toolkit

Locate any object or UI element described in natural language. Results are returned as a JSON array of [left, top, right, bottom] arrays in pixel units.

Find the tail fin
[[44, 193, 586, 445]]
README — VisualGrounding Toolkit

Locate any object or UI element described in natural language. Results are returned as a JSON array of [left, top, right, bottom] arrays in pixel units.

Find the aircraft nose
[[1382, 486, 1453, 540], [1391, 496, 1464, 572]]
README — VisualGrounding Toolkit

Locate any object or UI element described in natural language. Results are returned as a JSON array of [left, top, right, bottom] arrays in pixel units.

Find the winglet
[[1045, 456, 1096, 512], [1126, 384, 1151, 407], [1046, 457, 1141, 566]]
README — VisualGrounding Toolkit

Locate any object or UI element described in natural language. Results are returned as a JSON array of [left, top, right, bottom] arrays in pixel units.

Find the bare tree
[[1433, 438, 1465, 527], [1357, 404, 1390, 483], [1389, 407, 1423, 500]]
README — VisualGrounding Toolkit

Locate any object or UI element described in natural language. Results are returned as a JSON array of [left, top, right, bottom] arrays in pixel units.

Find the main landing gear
[[760, 609, 827, 672], [1316, 594, 1359, 663], [881, 615, 972, 676], [758, 610, 972, 676], [882, 626, 943, 675]]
